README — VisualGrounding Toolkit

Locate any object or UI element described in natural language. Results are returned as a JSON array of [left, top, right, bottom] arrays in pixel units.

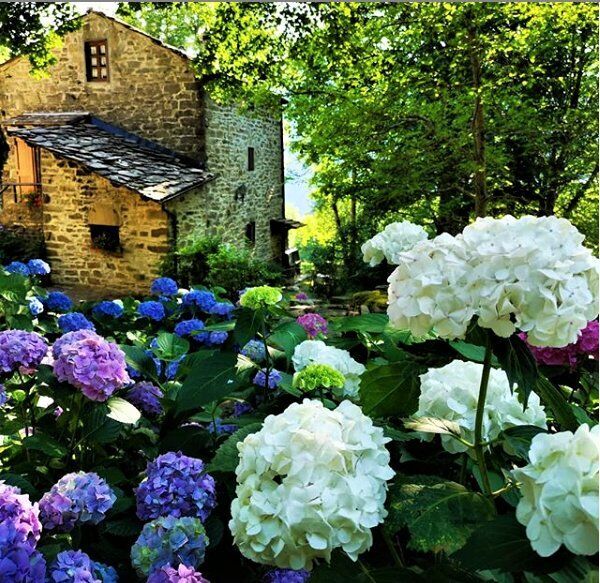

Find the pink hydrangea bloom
[[297, 313, 328, 339]]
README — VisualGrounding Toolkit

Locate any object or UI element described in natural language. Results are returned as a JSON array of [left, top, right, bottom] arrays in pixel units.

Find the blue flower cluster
[[39, 472, 116, 532], [136, 452, 216, 522], [233, 401, 254, 417], [174, 319, 207, 340], [182, 290, 216, 312], [205, 330, 228, 346], [264, 569, 311, 583], [4, 259, 50, 277], [43, 291, 73, 312], [0, 330, 48, 373], [93, 300, 124, 319], [28, 297, 44, 316], [138, 301, 166, 321], [48, 550, 117, 583], [207, 418, 237, 436], [241, 339, 267, 362], [253, 368, 282, 389], [151, 277, 179, 297], [131, 516, 208, 577], [0, 384, 8, 406], [58, 312, 96, 333], [209, 301, 235, 318], [127, 381, 164, 416]]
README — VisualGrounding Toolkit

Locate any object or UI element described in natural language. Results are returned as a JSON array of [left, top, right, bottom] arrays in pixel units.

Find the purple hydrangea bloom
[[207, 418, 236, 436], [233, 401, 253, 417], [58, 312, 96, 333], [295, 292, 309, 301], [26, 259, 50, 276], [4, 261, 29, 276], [135, 452, 216, 522], [209, 301, 235, 318], [151, 277, 179, 297], [127, 382, 163, 416], [44, 291, 73, 313], [48, 550, 101, 583], [182, 290, 216, 312], [253, 368, 282, 389], [240, 339, 266, 362], [53, 406, 63, 418], [0, 330, 48, 373], [174, 319, 207, 341], [264, 569, 311, 583], [39, 472, 116, 532], [131, 516, 208, 577], [52, 329, 102, 359], [148, 564, 209, 583], [92, 301, 124, 319], [297, 313, 328, 339], [205, 331, 228, 347], [0, 546, 46, 583], [28, 297, 44, 316], [0, 483, 42, 551], [138, 301, 166, 322], [53, 336, 130, 401]]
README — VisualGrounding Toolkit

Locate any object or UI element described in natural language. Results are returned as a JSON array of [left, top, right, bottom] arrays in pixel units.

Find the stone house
[[0, 10, 299, 294]]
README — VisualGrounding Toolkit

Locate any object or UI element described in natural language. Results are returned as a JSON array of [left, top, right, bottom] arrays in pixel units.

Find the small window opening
[[245, 221, 256, 245], [247, 147, 255, 171], [85, 40, 109, 82], [90, 225, 120, 252]]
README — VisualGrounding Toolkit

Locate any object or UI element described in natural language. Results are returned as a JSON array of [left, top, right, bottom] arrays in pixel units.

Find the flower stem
[[382, 529, 404, 567], [474, 338, 494, 499]]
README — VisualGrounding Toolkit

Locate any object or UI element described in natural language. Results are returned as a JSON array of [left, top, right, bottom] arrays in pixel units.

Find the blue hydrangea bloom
[[28, 297, 44, 316], [4, 261, 29, 276], [174, 319, 207, 341], [138, 301, 166, 321], [47, 550, 114, 583], [205, 331, 228, 347], [131, 516, 208, 577], [26, 259, 50, 276], [93, 560, 119, 583], [165, 358, 182, 380], [264, 568, 311, 583], [240, 339, 266, 362], [39, 472, 116, 532], [58, 312, 96, 333], [207, 418, 237, 436], [233, 401, 253, 417], [127, 382, 163, 416], [44, 291, 73, 313], [182, 290, 216, 312], [253, 368, 282, 389], [92, 300, 124, 319], [0, 546, 46, 582], [151, 277, 179, 296], [209, 301, 235, 318], [135, 452, 216, 522]]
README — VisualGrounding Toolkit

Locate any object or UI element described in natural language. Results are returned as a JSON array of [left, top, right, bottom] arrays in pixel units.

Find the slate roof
[[4, 113, 213, 202]]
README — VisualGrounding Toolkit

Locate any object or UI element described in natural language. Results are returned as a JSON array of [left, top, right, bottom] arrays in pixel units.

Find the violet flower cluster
[[0, 330, 48, 373], [127, 381, 164, 416], [147, 564, 209, 583], [296, 313, 328, 338], [253, 368, 282, 389], [136, 452, 217, 522], [131, 516, 208, 577], [48, 550, 117, 583], [58, 312, 96, 333], [39, 472, 116, 532], [53, 333, 130, 401], [207, 418, 237, 436]]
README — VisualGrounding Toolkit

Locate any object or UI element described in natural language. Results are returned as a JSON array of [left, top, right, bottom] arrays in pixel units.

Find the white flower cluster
[[229, 399, 394, 571], [415, 360, 547, 454], [292, 340, 366, 398], [513, 424, 599, 557], [361, 221, 428, 266], [387, 216, 599, 347]]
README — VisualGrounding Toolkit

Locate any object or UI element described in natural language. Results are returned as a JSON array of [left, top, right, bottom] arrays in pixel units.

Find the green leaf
[[387, 475, 495, 554], [104, 519, 142, 537], [119, 344, 159, 381], [23, 434, 67, 458], [0, 473, 36, 495], [233, 306, 264, 346], [152, 332, 189, 361], [176, 351, 241, 414], [501, 425, 547, 461], [404, 417, 461, 437], [333, 313, 389, 333], [208, 423, 262, 473], [106, 397, 141, 425], [534, 376, 578, 431], [492, 334, 539, 404], [269, 321, 306, 357], [360, 360, 422, 417], [452, 514, 551, 572], [449, 341, 499, 366], [159, 426, 211, 456], [83, 406, 123, 444], [384, 426, 418, 442]]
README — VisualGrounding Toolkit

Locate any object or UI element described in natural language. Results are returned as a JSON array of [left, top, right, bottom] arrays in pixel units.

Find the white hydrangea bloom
[[229, 399, 394, 570], [513, 424, 599, 557], [387, 233, 475, 339], [415, 360, 547, 455], [361, 221, 428, 266], [292, 340, 366, 398]]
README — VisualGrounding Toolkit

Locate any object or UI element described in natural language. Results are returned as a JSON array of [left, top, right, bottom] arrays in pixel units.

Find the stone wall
[[40, 150, 169, 295], [169, 98, 285, 262], [0, 12, 204, 161]]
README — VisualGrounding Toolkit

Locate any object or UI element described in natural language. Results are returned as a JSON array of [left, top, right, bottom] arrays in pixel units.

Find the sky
[[73, 1, 314, 215]]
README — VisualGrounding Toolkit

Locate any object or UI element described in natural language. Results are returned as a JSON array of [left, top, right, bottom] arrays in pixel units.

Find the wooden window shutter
[[15, 138, 39, 196]]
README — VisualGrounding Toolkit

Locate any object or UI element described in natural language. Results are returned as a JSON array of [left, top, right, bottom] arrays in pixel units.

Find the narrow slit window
[[247, 147, 255, 171], [85, 40, 109, 82], [245, 221, 256, 244]]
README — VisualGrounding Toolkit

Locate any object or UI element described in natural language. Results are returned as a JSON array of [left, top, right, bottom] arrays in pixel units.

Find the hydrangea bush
[[0, 215, 598, 582]]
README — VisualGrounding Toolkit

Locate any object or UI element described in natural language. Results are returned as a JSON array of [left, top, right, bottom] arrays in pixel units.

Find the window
[[245, 221, 256, 245], [85, 40, 109, 82], [247, 147, 255, 171], [14, 138, 40, 199], [90, 225, 120, 252]]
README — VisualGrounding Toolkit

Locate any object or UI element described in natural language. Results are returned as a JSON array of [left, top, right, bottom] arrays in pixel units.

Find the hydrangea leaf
[[233, 306, 264, 346], [534, 376, 578, 431], [208, 423, 262, 473], [104, 518, 142, 537], [332, 313, 390, 334], [501, 425, 547, 461], [152, 332, 190, 361], [23, 434, 67, 458], [83, 405, 123, 444], [404, 417, 461, 437], [106, 397, 141, 425], [119, 344, 160, 382], [360, 360, 423, 417], [386, 475, 495, 554], [269, 321, 306, 357]]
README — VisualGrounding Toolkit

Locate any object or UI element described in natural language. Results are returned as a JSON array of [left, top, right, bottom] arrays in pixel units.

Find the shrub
[[0, 226, 45, 264]]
